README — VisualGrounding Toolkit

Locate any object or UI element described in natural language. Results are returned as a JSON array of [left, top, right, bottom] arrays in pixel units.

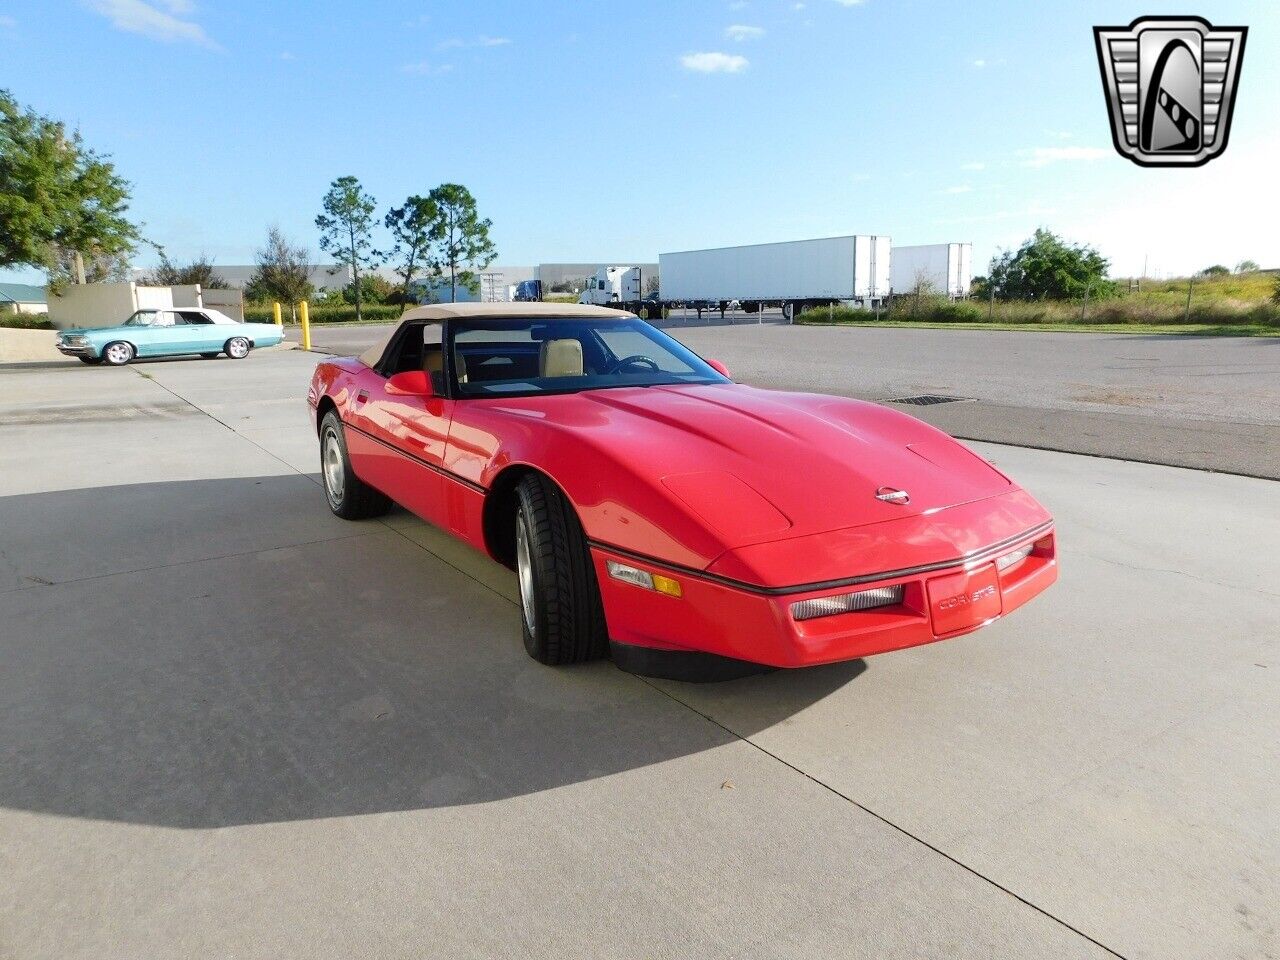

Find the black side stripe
[[588, 518, 1055, 597], [343, 421, 488, 495]]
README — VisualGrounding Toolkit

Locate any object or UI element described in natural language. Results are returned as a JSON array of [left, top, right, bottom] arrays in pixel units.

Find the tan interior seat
[[424, 347, 467, 385], [423, 347, 444, 390], [540, 338, 584, 377]]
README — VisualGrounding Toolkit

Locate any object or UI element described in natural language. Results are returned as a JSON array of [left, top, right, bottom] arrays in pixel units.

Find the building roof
[[357, 302, 630, 368], [0, 283, 47, 304]]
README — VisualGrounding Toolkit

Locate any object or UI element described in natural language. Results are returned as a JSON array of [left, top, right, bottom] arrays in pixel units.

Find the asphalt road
[[2, 350, 1277, 959], [309, 320, 1280, 478]]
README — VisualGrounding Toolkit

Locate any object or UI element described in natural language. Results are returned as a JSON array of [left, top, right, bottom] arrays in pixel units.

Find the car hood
[[58, 326, 123, 337], [512, 383, 1015, 550]]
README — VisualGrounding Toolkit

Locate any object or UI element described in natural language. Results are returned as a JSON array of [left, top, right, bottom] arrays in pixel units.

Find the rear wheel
[[514, 474, 608, 665], [102, 341, 134, 366], [225, 337, 251, 359], [319, 410, 391, 519]]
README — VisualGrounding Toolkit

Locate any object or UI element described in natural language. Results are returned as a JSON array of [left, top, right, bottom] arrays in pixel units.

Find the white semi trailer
[[658, 235, 891, 318], [890, 243, 973, 299]]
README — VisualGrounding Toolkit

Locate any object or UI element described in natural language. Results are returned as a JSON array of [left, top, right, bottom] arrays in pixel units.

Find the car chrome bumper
[[56, 344, 95, 357], [592, 526, 1058, 673]]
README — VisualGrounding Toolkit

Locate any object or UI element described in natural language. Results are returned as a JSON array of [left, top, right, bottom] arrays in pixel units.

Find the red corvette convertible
[[308, 303, 1056, 680]]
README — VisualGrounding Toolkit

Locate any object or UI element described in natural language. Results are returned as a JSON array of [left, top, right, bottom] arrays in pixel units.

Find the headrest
[[540, 338, 584, 377]]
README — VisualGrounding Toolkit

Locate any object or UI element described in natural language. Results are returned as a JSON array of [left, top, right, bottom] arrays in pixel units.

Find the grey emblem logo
[[875, 486, 910, 505], [1094, 16, 1247, 167]]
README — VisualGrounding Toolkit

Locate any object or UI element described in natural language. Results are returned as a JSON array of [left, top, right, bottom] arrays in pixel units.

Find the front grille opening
[[881, 395, 976, 406]]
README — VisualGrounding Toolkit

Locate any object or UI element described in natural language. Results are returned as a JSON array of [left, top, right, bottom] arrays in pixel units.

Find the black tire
[[78, 356, 104, 365], [200, 352, 219, 359], [319, 411, 391, 520], [101, 341, 134, 366], [514, 474, 608, 665], [225, 336, 251, 359]]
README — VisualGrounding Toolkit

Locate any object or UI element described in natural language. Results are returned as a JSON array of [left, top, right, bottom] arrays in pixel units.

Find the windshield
[[122, 310, 159, 327], [451, 317, 728, 397]]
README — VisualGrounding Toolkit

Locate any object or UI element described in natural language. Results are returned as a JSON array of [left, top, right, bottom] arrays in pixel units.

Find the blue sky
[[2, 0, 1275, 283]]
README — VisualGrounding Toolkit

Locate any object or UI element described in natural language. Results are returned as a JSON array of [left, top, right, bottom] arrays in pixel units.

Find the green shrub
[[922, 301, 983, 323], [0, 313, 54, 330], [797, 304, 864, 324], [243, 304, 405, 325]]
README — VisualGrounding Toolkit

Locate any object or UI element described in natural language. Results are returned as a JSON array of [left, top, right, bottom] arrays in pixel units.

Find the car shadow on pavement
[[0, 475, 865, 828]]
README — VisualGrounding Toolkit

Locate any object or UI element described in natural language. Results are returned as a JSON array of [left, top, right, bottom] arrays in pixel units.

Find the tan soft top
[[356, 301, 631, 368]]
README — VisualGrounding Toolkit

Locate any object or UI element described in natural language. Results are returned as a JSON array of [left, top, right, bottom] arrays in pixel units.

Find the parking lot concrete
[[2, 350, 1277, 959], [310, 321, 1280, 478]]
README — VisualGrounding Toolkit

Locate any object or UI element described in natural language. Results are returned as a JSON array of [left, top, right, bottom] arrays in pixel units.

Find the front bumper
[[592, 525, 1057, 670], [56, 342, 96, 357]]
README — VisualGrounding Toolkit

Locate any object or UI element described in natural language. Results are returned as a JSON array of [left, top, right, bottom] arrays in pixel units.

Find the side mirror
[[385, 370, 435, 397], [706, 359, 731, 379]]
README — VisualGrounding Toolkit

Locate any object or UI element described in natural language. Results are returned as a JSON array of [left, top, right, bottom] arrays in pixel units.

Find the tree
[[0, 89, 141, 283], [383, 195, 439, 304], [423, 183, 496, 302], [315, 176, 378, 322], [1198, 264, 1229, 277], [1236, 259, 1260, 273], [244, 226, 314, 317], [141, 252, 228, 288], [986, 228, 1117, 301]]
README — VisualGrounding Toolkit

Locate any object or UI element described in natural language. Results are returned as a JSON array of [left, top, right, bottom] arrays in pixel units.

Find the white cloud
[[681, 51, 748, 73], [726, 24, 764, 41], [0, 14, 16, 27], [1019, 146, 1110, 167], [830, 0, 865, 6], [942, 185, 973, 194], [972, 58, 986, 67], [793, 2, 806, 8], [279, 50, 295, 61], [85, 0, 217, 48], [961, 162, 985, 171], [402, 61, 454, 76], [437, 35, 511, 50]]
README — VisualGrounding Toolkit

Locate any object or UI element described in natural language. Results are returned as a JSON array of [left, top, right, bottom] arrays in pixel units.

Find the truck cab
[[513, 280, 543, 302], [577, 266, 642, 306]]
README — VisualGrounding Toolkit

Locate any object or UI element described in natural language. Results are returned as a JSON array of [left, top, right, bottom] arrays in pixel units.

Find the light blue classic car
[[56, 308, 286, 365]]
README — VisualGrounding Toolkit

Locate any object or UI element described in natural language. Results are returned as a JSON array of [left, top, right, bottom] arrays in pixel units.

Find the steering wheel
[[607, 355, 661, 374]]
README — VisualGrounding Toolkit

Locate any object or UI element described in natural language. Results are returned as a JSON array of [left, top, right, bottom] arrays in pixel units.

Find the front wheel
[[514, 474, 608, 665], [319, 411, 391, 520], [101, 341, 134, 366], [225, 337, 251, 359]]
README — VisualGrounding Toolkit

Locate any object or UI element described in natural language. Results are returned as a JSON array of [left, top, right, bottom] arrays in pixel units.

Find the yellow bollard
[[299, 300, 311, 351], [272, 301, 282, 326]]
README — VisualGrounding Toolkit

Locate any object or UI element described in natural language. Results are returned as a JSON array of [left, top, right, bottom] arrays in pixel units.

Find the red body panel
[[309, 357, 1058, 667]]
